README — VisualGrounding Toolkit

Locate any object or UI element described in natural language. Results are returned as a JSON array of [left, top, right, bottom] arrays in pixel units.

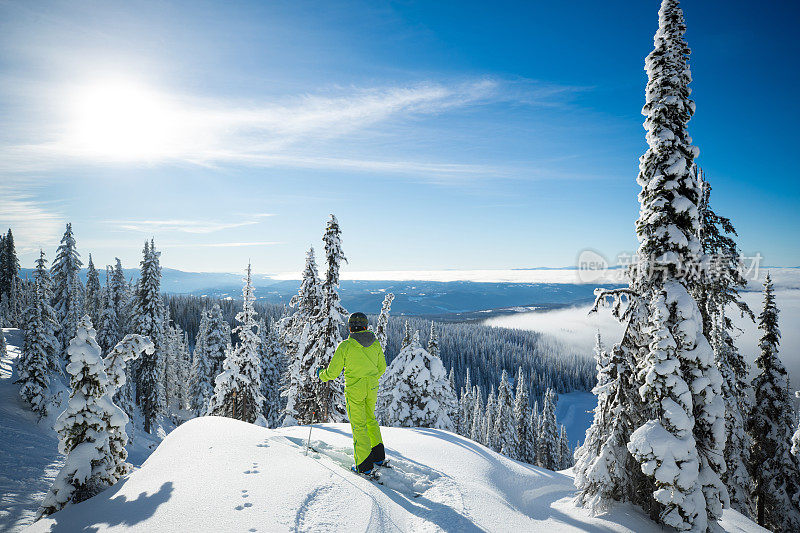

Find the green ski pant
[[345, 376, 383, 467]]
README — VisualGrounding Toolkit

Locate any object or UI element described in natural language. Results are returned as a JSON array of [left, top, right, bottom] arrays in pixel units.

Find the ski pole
[[305, 410, 315, 456]]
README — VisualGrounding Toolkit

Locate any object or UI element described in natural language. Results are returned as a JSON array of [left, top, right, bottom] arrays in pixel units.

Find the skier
[[317, 312, 387, 474]]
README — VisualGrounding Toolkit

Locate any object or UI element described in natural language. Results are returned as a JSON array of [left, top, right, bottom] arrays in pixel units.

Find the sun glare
[[67, 80, 182, 161]]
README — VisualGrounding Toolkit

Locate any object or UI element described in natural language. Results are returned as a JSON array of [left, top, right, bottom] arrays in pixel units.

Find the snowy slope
[[26, 417, 765, 533], [0, 329, 64, 531]]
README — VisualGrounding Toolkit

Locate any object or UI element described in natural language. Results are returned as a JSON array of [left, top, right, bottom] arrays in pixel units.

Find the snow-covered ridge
[[26, 417, 764, 532]]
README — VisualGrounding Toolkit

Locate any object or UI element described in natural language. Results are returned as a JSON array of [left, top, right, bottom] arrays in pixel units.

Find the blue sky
[[0, 0, 797, 274]]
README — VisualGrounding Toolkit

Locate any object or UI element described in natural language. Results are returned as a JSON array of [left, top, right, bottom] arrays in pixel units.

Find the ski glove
[[316, 367, 324, 379]]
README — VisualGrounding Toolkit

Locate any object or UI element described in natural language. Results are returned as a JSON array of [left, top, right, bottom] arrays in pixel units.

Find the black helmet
[[348, 312, 369, 332]]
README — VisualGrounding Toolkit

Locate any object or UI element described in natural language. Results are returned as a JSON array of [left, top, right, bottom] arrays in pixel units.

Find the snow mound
[[26, 417, 765, 532]]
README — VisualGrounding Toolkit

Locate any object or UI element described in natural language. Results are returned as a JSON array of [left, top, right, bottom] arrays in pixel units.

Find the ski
[[351, 468, 383, 485]]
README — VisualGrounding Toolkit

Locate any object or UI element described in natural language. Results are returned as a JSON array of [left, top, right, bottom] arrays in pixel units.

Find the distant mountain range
[[18, 266, 623, 316], [18, 266, 798, 317]]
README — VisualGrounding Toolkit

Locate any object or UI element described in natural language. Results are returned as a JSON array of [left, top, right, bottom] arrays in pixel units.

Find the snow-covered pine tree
[[17, 285, 54, 417], [401, 320, 412, 350], [179, 331, 192, 412], [51, 223, 84, 359], [610, 2, 729, 529], [293, 215, 349, 423], [96, 268, 120, 355], [0, 228, 20, 325], [131, 239, 165, 433], [162, 320, 189, 414], [103, 334, 154, 481], [559, 425, 571, 470], [747, 273, 800, 530], [190, 308, 213, 415], [378, 330, 456, 430], [205, 304, 230, 382], [711, 310, 753, 517], [538, 388, 559, 469], [258, 318, 283, 428], [484, 386, 496, 449], [427, 321, 440, 358], [280, 247, 322, 425], [574, 334, 640, 513], [110, 258, 130, 336], [33, 250, 61, 374], [447, 367, 459, 431], [458, 369, 474, 437], [528, 406, 538, 466], [208, 264, 265, 424], [84, 254, 103, 325], [494, 369, 519, 459], [693, 167, 755, 517], [375, 292, 394, 351], [16, 252, 61, 417], [514, 368, 533, 463], [279, 247, 322, 356], [469, 385, 484, 443], [38, 316, 114, 517]]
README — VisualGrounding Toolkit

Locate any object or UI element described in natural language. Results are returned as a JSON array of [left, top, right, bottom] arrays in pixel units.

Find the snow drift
[[26, 417, 764, 532]]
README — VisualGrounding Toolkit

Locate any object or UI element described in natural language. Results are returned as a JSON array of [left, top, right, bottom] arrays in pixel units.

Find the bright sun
[[67, 80, 181, 161]]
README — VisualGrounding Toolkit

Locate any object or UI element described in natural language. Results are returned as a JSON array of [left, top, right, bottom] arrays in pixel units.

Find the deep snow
[[25, 417, 764, 533]]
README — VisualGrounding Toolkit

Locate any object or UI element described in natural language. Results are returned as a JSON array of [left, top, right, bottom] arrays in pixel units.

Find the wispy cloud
[[0, 182, 64, 252], [111, 214, 274, 234], [164, 241, 282, 248], [0, 78, 583, 179]]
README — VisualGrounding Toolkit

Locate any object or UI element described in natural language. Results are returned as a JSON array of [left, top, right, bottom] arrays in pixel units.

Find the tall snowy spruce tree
[[17, 251, 61, 418], [84, 254, 103, 326], [281, 247, 322, 424], [458, 369, 474, 437], [51, 223, 84, 359], [579, 2, 727, 530], [96, 268, 120, 355], [538, 388, 559, 470], [131, 239, 165, 433], [38, 317, 116, 517], [494, 369, 518, 458], [190, 309, 213, 415], [34, 250, 61, 374], [747, 273, 800, 530], [694, 167, 754, 516], [574, 334, 640, 512], [484, 386, 496, 449], [190, 304, 232, 416], [470, 385, 484, 444], [513, 368, 533, 463], [375, 292, 394, 351], [287, 216, 348, 424], [208, 264, 265, 424], [258, 318, 284, 427], [0, 228, 20, 325], [378, 330, 456, 430], [110, 258, 131, 336], [427, 321, 440, 358]]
